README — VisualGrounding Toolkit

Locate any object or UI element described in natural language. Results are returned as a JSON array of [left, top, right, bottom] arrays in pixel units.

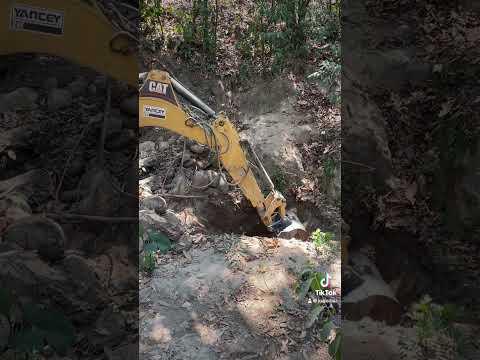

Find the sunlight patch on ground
[[150, 315, 173, 343]]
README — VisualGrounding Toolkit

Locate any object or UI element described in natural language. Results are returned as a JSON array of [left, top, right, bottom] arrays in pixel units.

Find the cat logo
[[148, 81, 168, 96], [10, 4, 64, 36]]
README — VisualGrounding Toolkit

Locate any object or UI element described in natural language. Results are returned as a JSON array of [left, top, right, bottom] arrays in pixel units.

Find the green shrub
[[311, 229, 335, 250], [410, 295, 466, 355]]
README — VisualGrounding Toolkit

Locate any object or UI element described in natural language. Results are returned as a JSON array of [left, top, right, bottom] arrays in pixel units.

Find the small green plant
[[142, 251, 156, 275], [296, 268, 331, 302], [140, 224, 172, 275], [409, 295, 466, 355], [323, 158, 336, 179], [311, 229, 335, 251], [308, 59, 341, 105], [305, 303, 342, 359]]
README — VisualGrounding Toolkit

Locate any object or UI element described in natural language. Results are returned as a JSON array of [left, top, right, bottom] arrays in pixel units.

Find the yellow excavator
[[0, 0, 307, 239]]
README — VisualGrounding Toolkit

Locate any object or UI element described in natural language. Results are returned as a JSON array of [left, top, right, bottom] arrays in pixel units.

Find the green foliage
[[140, 1, 170, 34], [328, 330, 342, 360], [144, 231, 172, 253], [140, 0, 218, 65], [311, 229, 335, 251], [306, 303, 341, 359], [240, 0, 316, 75], [178, 0, 218, 64], [308, 1, 341, 44], [271, 166, 288, 194], [0, 293, 75, 356], [323, 157, 337, 179], [12, 304, 75, 355], [140, 224, 172, 275], [142, 251, 156, 275], [296, 268, 330, 300], [308, 59, 341, 105], [410, 295, 466, 355], [294, 263, 341, 359]]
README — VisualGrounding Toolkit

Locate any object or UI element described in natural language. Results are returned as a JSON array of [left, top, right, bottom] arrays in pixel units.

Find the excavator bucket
[[271, 211, 309, 241]]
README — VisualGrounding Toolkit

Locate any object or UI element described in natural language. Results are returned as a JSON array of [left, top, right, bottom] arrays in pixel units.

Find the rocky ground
[[0, 54, 138, 359]]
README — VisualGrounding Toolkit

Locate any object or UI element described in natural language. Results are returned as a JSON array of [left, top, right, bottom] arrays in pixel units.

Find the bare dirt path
[[140, 234, 340, 360]]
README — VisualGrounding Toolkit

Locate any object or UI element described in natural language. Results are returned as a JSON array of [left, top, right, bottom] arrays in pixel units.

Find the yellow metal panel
[[0, 0, 137, 86]]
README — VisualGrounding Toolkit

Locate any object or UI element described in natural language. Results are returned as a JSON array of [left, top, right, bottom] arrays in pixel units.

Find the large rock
[[43, 77, 58, 91], [140, 195, 166, 214], [343, 251, 402, 325], [343, 1, 430, 92], [0, 87, 38, 112], [76, 167, 120, 217], [139, 209, 184, 242], [3, 216, 66, 261], [191, 170, 219, 188], [236, 79, 306, 180], [0, 251, 107, 324], [342, 76, 392, 190], [240, 110, 306, 179], [344, 49, 431, 92], [375, 235, 431, 305], [62, 253, 101, 297]]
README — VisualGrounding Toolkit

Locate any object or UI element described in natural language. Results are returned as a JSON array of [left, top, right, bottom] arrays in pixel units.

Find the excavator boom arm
[[139, 70, 286, 227], [0, 0, 137, 87]]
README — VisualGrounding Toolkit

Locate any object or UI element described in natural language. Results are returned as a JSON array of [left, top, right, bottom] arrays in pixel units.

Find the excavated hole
[[202, 201, 272, 237]]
